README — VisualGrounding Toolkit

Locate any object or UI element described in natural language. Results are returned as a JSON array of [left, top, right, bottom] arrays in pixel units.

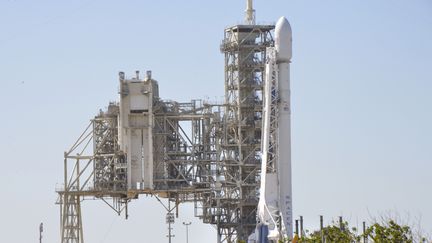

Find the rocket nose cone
[[275, 16, 292, 61], [276, 17, 292, 36]]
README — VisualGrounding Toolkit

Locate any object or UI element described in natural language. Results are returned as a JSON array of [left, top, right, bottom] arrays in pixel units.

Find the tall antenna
[[245, 0, 256, 25]]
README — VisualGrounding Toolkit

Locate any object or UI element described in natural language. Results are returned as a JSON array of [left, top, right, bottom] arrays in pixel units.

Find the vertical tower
[[245, 0, 256, 25], [217, 1, 275, 240], [118, 71, 158, 190]]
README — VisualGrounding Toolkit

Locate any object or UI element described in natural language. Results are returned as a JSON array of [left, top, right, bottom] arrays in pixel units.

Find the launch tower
[[211, 9, 275, 243], [56, 1, 292, 243]]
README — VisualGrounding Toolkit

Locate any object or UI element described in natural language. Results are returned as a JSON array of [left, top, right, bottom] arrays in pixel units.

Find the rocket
[[275, 16, 293, 240], [250, 16, 293, 243]]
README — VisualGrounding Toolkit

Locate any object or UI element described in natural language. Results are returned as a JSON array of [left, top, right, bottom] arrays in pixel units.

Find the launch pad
[[57, 1, 292, 243]]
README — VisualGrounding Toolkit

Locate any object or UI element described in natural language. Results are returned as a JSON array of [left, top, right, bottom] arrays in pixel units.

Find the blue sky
[[0, 0, 431, 242]]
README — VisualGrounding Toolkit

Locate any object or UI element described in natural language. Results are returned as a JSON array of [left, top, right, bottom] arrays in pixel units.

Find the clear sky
[[0, 0, 431, 242]]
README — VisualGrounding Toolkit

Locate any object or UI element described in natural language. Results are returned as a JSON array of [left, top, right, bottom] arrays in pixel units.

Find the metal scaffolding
[[57, 96, 220, 242], [56, 23, 275, 243], [215, 24, 275, 242]]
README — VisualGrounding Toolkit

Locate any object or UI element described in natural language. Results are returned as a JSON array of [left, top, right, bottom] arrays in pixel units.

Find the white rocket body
[[251, 16, 292, 243], [276, 17, 293, 240]]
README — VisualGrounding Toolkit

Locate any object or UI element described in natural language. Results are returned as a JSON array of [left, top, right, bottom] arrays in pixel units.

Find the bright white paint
[[252, 16, 293, 243], [275, 17, 293, 240]]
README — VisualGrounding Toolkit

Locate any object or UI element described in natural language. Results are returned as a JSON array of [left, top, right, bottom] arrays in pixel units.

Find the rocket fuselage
[[253, 16, 293, 243], [275, 16, 293, 239]]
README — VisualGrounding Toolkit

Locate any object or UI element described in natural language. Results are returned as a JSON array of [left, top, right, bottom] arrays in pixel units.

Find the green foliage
[[364, 220, 413, 243], [298, 221, 360, 243], [293, 219, 429, 243]]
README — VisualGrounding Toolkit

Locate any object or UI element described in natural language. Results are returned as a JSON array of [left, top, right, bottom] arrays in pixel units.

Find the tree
[[364, 220, 429, 243], [297, 220, 359, 243], [290, 218, 430, 243]]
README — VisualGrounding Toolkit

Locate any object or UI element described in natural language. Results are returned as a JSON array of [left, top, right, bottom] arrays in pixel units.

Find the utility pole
[[39, 222, 43, 243], [300, 216, 304, 238], [320, 215, 324, 243], [363, 221, 367, 243], [183, 222, 192, 243]]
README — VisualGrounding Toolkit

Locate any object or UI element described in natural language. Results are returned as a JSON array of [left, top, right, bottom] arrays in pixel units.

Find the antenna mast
[[245, 0, 256, 25]]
